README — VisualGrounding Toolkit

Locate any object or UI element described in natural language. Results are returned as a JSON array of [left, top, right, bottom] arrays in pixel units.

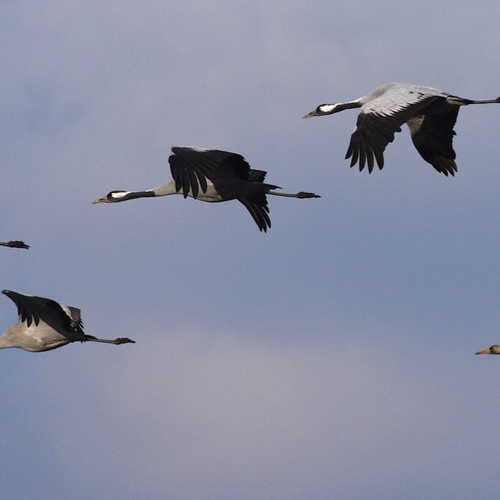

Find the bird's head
[[475, 345, 500, 355], [302, 104, 340, 119], [92, 191, 128, 204]]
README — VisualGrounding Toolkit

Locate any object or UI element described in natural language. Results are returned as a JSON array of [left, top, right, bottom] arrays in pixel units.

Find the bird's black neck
[[119, 190, 156, 201]]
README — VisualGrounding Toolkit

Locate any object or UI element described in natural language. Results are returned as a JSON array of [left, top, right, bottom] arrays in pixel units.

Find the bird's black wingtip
[[0, 240, 30, 249], [1, 290, 18, 302]]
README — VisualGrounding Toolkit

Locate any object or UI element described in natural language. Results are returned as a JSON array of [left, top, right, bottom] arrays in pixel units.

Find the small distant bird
[[0, 290, 135, 352], [0, 241, 29, 249], [303, 83, 500, 176], [475, 345, 500, 355], [92, 146, 320, 232]]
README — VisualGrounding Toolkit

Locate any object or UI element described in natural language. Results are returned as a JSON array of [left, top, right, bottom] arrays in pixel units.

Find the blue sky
[[1, 1, 500, 499]]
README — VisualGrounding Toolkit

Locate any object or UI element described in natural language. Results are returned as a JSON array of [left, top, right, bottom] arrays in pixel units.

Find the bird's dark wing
[[0, 241, 30, 249], [407, 109, 459, 176], [64, 306, 84, 331], [3, 290, 47, 327], [346, 89, 441, 172], [247, 169, 267, 183], [238, 193, 271, 232], [2, 290, 83, 333], [169, 147, 276, 229], [169, 147, 252, 199]]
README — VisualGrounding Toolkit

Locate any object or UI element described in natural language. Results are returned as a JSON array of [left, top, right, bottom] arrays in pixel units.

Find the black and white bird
[[92, 146, 320, 232], [0, 241, 29, 249], [475, 345, 500, 355], [303, 83, 500, 176], [0, 290, 135, 352]]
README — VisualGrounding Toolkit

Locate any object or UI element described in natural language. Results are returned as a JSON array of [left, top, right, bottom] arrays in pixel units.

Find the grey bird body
[[92, 146, 320, 232], [0, 290, 134, 352], [303, 83, 500, 176]]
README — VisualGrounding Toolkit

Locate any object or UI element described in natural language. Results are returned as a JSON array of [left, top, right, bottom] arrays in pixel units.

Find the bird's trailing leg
[[267, 191, 320, 198], [112, 337, 135, 345], [88, 337, 136, 345]]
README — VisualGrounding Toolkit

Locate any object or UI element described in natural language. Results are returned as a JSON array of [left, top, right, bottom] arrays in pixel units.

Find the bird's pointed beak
[[92, 197, 108, 204], [302, 110, 318, 119], [475, 348, 490, 355]]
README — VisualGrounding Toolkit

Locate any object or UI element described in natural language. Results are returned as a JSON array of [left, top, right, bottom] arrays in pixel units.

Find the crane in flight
[[303, 82, 500, 176], [0, 290, 135, 352], [93, 146, 320, 232]]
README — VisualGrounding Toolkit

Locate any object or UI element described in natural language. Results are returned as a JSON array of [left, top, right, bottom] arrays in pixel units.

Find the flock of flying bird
[[2, 82, 500, 354]]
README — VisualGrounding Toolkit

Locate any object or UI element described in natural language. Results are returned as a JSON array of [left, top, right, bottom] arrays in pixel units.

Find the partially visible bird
[[303, 83, 500, 176], [475, 345, 500, 355], [0, 241, 29, 249], [0, 290, 135, 352], [92, 146, 320, 232]]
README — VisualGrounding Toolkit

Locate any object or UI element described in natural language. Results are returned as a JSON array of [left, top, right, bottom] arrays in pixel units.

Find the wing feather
[[346, 87, 443, 172], [407, 109, 459, 176], [238, 194, 271, 232], [169, 147, 252, 199], [2, 290, 83, 334], [168, 147, 279, 230]]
